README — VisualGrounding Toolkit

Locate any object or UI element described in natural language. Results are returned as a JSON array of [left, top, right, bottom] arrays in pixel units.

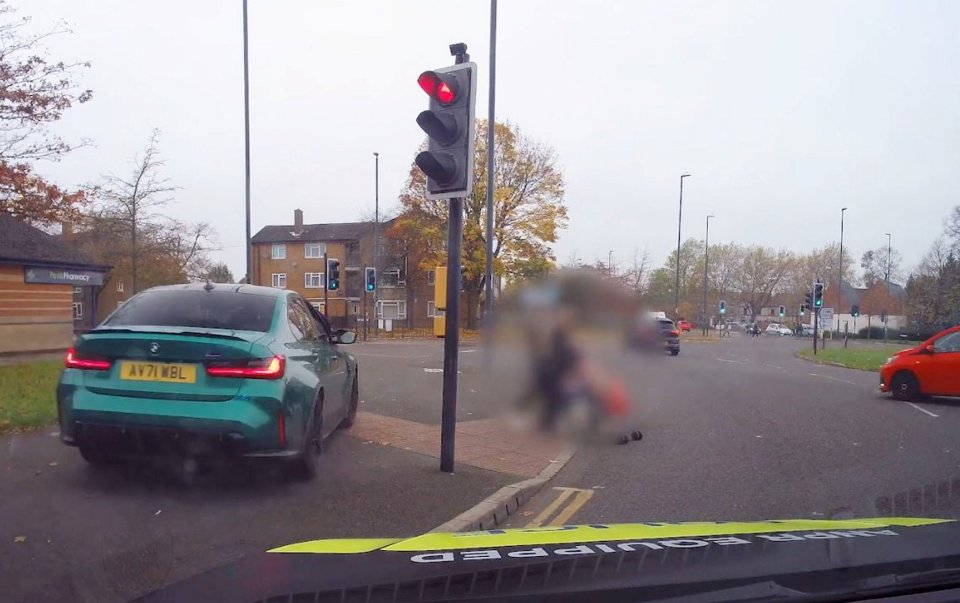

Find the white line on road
[[808, 373, 857, 385], [904, 401, 939, 418], [717, 358, 745, 364], [764, 364, 785, 370]]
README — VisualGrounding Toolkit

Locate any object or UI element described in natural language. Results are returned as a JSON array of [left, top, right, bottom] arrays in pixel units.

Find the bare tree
[[622, 246, 650, 295], [861, 244, 903, 287], [159, 220, 217, 282], [95, 129, 176, 293]]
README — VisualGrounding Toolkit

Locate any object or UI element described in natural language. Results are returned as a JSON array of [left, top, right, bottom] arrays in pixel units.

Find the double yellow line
[[525, 487, 595, 527]]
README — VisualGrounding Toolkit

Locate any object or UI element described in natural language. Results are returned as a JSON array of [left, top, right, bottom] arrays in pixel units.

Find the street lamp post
[[242, 0, 252, 284], [373, 152, 379, 335], [837, 207, 847, 332], [702, 214, 714, 336], [884, 232, 891, 342], [675, 174, 691, 319]]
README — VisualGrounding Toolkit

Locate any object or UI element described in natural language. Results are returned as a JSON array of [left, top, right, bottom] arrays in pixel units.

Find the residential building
[[250, 209, 416, 326], [0, 214, 109, 354]]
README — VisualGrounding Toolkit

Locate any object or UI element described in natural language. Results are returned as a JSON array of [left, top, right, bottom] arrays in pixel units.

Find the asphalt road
[[0, 339, 513, 603], [505, 334, 960, 528]]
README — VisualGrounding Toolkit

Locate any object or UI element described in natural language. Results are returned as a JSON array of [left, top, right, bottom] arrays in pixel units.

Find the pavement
[[503, 334, 960, 529]]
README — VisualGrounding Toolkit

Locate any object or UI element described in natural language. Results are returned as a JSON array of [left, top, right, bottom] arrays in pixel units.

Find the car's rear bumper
[[57, 381, 293, 458]]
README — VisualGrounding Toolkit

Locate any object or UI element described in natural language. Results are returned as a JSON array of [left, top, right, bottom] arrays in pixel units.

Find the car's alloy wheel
[[892, 372, 921, 402], [294, 398, 323, 479], [341, 376, 359, 429]]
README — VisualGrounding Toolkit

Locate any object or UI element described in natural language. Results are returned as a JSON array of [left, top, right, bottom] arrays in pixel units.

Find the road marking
[[526, 487, 594, 528], [764, 364, 785, 370], [808, 373, 856, 385], [717, 358, 745, 364], [905, 401, 939, 418]]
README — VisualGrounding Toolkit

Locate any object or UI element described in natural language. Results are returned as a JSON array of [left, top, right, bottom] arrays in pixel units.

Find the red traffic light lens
[[418, 71, 457, 104]]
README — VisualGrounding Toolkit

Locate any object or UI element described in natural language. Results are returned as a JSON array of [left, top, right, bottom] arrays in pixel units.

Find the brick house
[[0, 214, 110, 354], [251, 209, 431, 327]]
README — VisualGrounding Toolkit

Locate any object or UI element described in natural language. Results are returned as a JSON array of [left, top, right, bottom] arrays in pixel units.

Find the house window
[[376, 300, 407, 320], [310, 301, 325, 314], [117, 281, 124, 293], [304, 272, 325, 288], [351, 302, 359, 315], [427, 270, 435, 286], [271, 244, 287, 260], [304, 242, 325, 258], [427, 301, 436, 318], [72, 302, 83, 320], [73, 286, 82, 295], [381, 267, 404, 288], [272, 273, 287, 289]]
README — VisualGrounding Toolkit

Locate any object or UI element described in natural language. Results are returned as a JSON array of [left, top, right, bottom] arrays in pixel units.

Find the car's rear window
[[104, 290, 277, 332]]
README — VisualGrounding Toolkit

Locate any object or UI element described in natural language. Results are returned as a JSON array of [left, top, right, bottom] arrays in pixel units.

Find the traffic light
[[459, 265, 467, 292], [804, 291, 814, 310], [719, 300, 726, 315], [327, 258, 340, 291], [813, 281, 824, 308], [365, 267, 376, 292], [851, 304, 860, 317], [779, 305, 785, 318], [415, 62, 477, 199], [800, 304, 806, 317]]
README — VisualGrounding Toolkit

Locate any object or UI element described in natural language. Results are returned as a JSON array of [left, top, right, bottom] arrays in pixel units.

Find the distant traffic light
[[851, 304, 860, 317], [415, 62, 477, 199], [719, 300, 726, 315], [365, 267, 376, 292], [804, 291, 814, 310], [459, 265, 467, 292], [800, 304, 806, 316], [778, 305, 785, 318], [327, 258, 340, 291], [813, 281, 824, 308]]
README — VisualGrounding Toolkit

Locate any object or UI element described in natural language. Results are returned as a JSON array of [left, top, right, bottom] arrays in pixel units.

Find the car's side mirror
[[924, 343, 935, 354], [335, 329, 357, 344]]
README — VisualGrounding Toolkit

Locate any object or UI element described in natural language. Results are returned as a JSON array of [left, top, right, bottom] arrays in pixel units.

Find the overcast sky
[[29, 0, 960, 282]]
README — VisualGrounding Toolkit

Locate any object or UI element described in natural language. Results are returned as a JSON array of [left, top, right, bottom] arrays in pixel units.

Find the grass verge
[[0, 360, 62, 434], [795, 344, 909, 372]]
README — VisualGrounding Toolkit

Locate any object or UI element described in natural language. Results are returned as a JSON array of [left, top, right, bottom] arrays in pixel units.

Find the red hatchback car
[[880, 326, 960, 400]]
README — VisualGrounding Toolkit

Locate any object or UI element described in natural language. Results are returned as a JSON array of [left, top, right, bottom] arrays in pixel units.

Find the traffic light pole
[[440, 197, 464, 473], [813, 307, 819, 355], [323, 252, 329, 320]]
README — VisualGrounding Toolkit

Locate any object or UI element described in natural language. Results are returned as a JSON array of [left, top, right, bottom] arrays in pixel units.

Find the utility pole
[[837, 207, 847, 332]]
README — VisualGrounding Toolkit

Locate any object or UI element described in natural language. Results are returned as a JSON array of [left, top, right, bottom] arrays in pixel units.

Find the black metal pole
[[242, 0, 252, 285], [323, 251, 329, 320], [702, 215, 711, 336], [440, 197, 464, 473], [362, 288, 368, 342], [374, 152, 379, 336], [837, 207, 846, 332], [484, 0, 497, 321], [675, 174, 689, 319]]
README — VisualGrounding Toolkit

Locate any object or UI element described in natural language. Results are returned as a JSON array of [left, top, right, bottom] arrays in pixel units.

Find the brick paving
[[349, 411, 565, 478]]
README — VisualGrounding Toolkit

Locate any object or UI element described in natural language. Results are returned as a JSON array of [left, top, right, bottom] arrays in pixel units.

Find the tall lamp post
[[884, 232, 891, 342], [837, 207, 847, 332], [242, 0, 252, 284], [702, 214, 714, 336], [373, 152, 379, 334], [675, 174, 691, 319]]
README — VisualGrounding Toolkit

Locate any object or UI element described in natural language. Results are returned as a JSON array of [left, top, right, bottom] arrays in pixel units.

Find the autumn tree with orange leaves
[[0, 2, 92, 224], [387, 120, 567, 328]]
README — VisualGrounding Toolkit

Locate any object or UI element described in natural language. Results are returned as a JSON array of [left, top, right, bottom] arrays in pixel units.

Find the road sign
[[820, 307, 834, 329]]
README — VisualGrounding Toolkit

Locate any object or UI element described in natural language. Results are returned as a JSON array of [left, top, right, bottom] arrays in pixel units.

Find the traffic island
[[348, 411, 576, 532]]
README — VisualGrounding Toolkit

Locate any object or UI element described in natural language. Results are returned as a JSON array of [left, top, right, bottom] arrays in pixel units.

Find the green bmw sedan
[[56, 282, 358, 477]]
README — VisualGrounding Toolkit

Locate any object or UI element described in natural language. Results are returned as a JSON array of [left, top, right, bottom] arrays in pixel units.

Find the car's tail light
[[277, 411, 286, 448], [670, 330, 679, 337], [206, 355, 285, 380], [64, 348, 112, 371]]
